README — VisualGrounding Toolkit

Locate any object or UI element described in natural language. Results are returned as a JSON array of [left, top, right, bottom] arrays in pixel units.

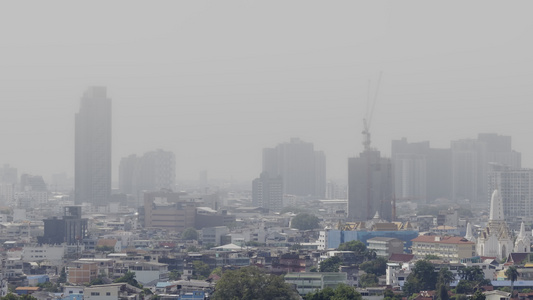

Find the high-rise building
[[252, 172, 283, 211], [391, 138, 452, 203], [0, 164, 17, 184], [75, 87, 112, 207], [451, 133, 520, 202], [348, 149, 393, 221], [119, 149, 176, 196], [489, 167, 533, 220], [262, 138, 326, 198]]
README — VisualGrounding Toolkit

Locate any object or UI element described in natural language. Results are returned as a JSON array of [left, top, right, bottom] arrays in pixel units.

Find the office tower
[[348, 149, 393, 221], [262, 138, 326, 198], [391, 138, 452, 203], [75, 87, 112, 207], [252, 172, 283, 211], [119, 149, 176, 196], [489, 167, 533, 220], [451, 133, 520, 202]]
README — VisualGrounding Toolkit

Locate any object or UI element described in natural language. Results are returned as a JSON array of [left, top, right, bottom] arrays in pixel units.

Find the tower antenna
[[362, 71, 383, 151]]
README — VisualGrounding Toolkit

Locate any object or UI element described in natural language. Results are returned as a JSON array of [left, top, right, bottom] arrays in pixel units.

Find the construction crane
[[362, 71, 383, 152]]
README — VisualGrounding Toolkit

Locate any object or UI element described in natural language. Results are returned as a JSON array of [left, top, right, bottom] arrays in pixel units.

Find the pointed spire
[[373, 211, 380, 220], [519, 222, 526, 238], [465, 222, 474, 241], [489, 190, 505, 221]]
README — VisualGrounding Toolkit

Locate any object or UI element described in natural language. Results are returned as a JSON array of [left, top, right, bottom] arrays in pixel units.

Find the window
[[91, 292, 100, 296], [106, 292, 111, 296]]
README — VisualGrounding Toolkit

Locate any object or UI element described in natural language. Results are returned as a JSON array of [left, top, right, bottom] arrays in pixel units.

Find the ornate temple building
[[476, 190, 514, 260]]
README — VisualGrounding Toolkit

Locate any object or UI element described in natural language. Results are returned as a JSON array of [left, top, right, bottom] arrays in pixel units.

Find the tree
[[192, 261, 211, 280], [505, 266, 519, 291], [471, 290, 486, 300], [114, 271, 142, 288], [57, 267, 67, 284], [169, 270, 181, 281], [212, 266, 298, 300], [455, 280, 473, 294], [403, 260, 437, 296], [304, 284, 362, 300], [359, 273, 379, 288], [360, 257, 387, 276], [458, 266, 483, 282], [319, 256, 341, 272], [437, 284, 449, 300], [291, 213, 320, 230], [437, 267, 455, 287], [337, 241, 367, 254], [425, 254, 440, 260], [181, 227, 199, 240]]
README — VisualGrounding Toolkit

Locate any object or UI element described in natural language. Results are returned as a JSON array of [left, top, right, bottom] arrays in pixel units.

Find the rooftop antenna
[[362, 71, 383, 151]]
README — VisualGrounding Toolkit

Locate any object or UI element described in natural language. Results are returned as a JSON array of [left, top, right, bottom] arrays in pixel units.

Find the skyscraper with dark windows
[[75, 87, 112, 207]]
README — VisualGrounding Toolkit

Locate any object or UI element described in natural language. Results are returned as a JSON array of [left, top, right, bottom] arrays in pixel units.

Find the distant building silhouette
[[489, 167, 533, 220], [75, 87, 112, 207], [0, 164, 17, 184], [119, 149, 176, 197], [348, 149, 393, 221], [391, 138, 452, 203], [262, 138, 326, 198], [39, 206, 88, 245], [451, 133, 520, 202], [252, 172, 283, 211]]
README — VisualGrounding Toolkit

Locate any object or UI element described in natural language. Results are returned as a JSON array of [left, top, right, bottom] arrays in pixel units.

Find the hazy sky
[[1, 1, 533, 184]]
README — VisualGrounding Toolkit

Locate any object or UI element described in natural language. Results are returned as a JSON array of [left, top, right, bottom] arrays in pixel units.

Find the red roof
[[389, 253, 415, 263], [411, 236, 474, 244]]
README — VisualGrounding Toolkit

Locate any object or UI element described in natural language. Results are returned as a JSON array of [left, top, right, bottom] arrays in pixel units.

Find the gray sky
[[1, 1, 533, 183]]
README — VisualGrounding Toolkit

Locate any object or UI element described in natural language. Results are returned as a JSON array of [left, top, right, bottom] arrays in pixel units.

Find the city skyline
[[1, 2, 533, 183]]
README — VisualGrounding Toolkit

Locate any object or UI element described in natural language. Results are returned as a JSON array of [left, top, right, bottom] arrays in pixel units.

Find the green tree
[[383, 289, 402, 300], [458, 266, 483, 281], [187, 245, 199, 252], [403, 260, 437, 296], [192, 261, 211, 280], [169, 270, 181, 281], [437, 284, 449, 300], [96, 245, 115, 252], [425, 254, 440, 260], [181, 227, 199, 240], [437, 267, 455, 287], [359, 257, 387, 276], [337, 241, 366, 254], [114, 271, 142, 288], [210, 267, 222, 277], [212, 266, 298, 300], [291, 213, 320, 230], [304, 284, 362, 300], [57, 267, 67, 284], [471, 290, 486, 300], [455, 280, 473, 294], [37, 281, 59, 292], [359, 273, 379, 288], [505, 266, 519, 291], [89, 276, 105, 286], [1, 293, 19, 300], [319, 256, 341, 272]]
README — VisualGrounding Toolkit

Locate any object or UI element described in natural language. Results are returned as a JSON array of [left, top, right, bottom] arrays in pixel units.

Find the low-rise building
[[367, 237, 404, 257], [411, 235, 476, 261], [284, 272, 347, 295]]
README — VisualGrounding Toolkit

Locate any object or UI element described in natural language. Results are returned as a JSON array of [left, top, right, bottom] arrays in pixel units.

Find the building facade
[[75, 87, 112, 207], [252, 172, 283, 211], [262, 138, 326, 198], [411, 235, 476, 261], [348, 149, 393, 221]]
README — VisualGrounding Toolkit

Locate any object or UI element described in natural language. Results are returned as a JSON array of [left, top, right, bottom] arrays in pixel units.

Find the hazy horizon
[[2, 1, 533, 184]]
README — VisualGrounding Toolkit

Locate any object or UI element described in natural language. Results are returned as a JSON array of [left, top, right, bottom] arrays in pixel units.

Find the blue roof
[[156, 282, 173, 288]]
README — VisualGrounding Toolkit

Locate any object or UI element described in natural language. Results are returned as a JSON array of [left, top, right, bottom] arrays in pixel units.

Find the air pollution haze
[[1, 1, 533, 184]]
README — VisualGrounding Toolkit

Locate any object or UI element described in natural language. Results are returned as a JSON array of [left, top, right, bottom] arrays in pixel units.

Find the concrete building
[[201, 226, 228, 246], [262, 138, 326, 198], [75, 86, 112, 207], [391, 138, 452, 203], [252, 172, 283, 211], [67, 261, 98, 285], [348, 149, 393, 221], [367, 237, 404, 257], [284, 272, 347, 295], [143, 191, 196, 232], [489, 168, 533, 220], [411, 235, 476, 261], [38, 206, 88, 245]]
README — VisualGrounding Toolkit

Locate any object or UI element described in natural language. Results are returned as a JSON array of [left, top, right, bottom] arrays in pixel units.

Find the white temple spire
[[465, 222, 475, 242], [519, 222, 526, 238], [489, 189, 505, 221]]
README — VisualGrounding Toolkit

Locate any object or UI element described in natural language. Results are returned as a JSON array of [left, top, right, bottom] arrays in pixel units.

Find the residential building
[[67, 260, 98, 285], [252, 172, 283, 211], [75, 86, 112, 207], [201, 226, 228, 246], [262, 138, 326, 198], [411, 235, 476, 261], [84, 283, 142, 300], [489, 168, 533, 220], [38, 206, 88, 245]]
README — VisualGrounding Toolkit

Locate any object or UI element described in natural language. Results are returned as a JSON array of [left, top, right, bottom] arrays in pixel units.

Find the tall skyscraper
[[252, 172, 283, 211], [75, 87, 112, 207], [489, 167, 533, 221], [262, 138, 326, 198], [348, 149, 393, 221]]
